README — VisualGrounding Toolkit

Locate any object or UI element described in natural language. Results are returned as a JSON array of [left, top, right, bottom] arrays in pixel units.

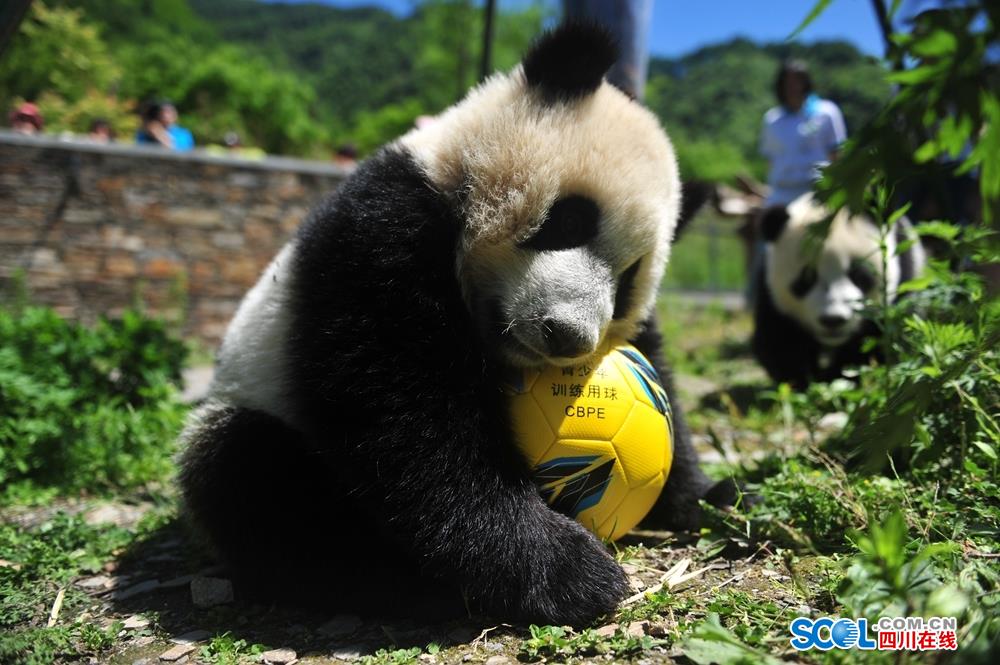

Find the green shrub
[[0, 305, 188, 497]]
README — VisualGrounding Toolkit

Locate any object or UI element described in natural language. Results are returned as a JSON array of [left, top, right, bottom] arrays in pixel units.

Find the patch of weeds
[[197, 632, 266, 665], [680, 613, 784, 665], [0, 513, 141, 663], [519, 624, 663, 661], [359, 646, 423, 665], [78, 620, 123, 652], [705, 590, 793, 648], [0, 305, 188, 499]]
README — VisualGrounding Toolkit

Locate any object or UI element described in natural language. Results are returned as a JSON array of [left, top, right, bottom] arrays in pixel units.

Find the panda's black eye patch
[[790, 265, 818, 298], [520, 195, 599, 251], [848, 261, 876, 293], [613, 259, 641, 320]]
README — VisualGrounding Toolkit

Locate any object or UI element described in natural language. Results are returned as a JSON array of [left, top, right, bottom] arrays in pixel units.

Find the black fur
[[631, 317, 740, 529], [522, 21, 617, 102], [180, 146, 727, 624], [520, 195, 600, 251], [752, 213, 923, 389], [182, 148, 638, 626], [759, 205, 790, 242], [750, 262, 879, 390]]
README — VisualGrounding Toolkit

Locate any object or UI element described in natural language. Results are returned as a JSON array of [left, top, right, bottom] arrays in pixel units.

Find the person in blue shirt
[[136, 100, 194, 151]]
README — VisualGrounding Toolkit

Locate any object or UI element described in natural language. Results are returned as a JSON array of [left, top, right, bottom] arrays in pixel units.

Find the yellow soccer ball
[[503, 340, 674, 540]]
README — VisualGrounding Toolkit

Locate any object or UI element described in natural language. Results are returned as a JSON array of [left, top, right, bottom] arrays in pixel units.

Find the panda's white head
[[399, 23, 680, 368], [761, 194, 901, 347]]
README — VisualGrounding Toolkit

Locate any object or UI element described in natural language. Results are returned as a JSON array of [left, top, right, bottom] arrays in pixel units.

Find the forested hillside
[[1, 0, 890, 179]]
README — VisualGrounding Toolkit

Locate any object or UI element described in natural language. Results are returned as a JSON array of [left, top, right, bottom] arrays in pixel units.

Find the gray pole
[[563, 0, 652, 101], [481, 0, 496, 81]]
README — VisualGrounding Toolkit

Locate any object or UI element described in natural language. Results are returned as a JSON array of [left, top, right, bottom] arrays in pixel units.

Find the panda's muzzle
[[542, 317, 596, 359]]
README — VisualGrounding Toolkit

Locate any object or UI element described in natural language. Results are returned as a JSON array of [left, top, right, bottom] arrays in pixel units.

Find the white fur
[[400, 66, 680, 364], [211, 242, 299, 425], [766, 194, 916, 346]]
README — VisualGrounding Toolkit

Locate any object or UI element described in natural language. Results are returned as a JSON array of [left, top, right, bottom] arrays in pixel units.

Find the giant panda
[[752, 193, 926, 389], [179, 23, 733, 627]]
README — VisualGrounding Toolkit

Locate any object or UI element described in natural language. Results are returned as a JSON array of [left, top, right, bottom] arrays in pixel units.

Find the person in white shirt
[[746, 60, 847, 307], [759, 60, 847, 206]]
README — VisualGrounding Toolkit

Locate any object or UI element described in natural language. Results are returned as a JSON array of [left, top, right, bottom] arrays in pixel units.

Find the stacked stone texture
[[0, 133, 346, 344]]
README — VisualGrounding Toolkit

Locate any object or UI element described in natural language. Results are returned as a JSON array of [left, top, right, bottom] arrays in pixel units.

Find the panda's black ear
[[758, 205, 790, 242], [522, 21, 618, 102]]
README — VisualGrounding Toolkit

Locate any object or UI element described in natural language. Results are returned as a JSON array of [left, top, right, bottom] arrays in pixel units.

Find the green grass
[[0, 260, 997, 663], [662, 211, 748, 291]]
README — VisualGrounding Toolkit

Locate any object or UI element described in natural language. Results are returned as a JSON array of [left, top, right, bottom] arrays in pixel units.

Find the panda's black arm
[[285, 147, 627, 625], [628, 316, 738, 530]]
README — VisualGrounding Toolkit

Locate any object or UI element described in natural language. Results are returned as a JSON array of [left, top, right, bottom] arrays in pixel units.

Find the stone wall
[[0, 131, 347, 344]]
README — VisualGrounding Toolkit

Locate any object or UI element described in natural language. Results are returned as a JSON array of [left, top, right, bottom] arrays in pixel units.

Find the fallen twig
[[47, 588, 66, 628]]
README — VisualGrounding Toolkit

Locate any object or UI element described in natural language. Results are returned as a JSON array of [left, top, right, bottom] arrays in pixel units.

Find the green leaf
[[681, 614, 784, 665], [911, 29, 958, 58], [787, 0, 833, 41], [972, 440, 997, 460]]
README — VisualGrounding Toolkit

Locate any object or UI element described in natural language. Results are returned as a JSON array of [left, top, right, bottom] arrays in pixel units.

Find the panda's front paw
[[511, 509, 628, 626]]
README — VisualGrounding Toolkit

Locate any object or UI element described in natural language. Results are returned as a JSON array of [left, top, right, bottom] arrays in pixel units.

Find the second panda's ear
[[758, 205, 790, 242], [522, 21, 618, 102]]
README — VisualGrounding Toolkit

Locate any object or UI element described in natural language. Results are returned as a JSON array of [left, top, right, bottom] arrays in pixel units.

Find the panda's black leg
[[629, 317, 738, 531], [178, 403, 442, 609], [179, 403, 342, 600]]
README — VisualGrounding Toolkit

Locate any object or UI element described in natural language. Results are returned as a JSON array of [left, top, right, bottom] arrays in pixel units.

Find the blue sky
[[285, 0, 894, 57]]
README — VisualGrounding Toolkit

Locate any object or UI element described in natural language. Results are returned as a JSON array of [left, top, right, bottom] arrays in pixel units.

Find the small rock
[[84, 503, 148, 527], [319, 614, 362, 638], [77, 575, 113, 590], [160, 574, 195, 589], [261, 648, 297, 664], [190, 577, 233, 608], [133, 636, 156, 648], [595, 624, 617, 637], [329, 643, 366, 660], [170, 630, 212, 645], [462, 655, 473, 662], [159, 643, 196, 662], [626, 621, 647, 638], [628, 576, 645, 592], [418, 655, 436, 663], [123, 615, 150, 629], [818, 411, 849, 431], [646, 622, 670, 638], [484, 657, 513, 665], [0, 559, 22, 571], [114, 579, 160, 600]]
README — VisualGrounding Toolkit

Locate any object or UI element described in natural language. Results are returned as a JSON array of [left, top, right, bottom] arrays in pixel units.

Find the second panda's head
[[761, 194, 901, 347], [400, 23, 681, 368]]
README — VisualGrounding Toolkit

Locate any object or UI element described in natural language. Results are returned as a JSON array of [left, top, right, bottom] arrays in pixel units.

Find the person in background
[[160, 102, 194, 151], [746, 61, 847, 306], [759, 60, 846, 207], [333, 143, 358, 168], [87, 118, 114, 143], [136, 100, 194, 151], [9, 102, 43, 135]]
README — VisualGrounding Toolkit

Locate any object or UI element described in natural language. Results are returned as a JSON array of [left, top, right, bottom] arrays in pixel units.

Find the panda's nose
[[819, 314, 848, 330], [543, 319, 594, 358]]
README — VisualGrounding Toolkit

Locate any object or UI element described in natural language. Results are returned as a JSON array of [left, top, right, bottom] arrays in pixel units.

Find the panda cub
[[752, 193, 926, 389], [179, 23, 730, 626]]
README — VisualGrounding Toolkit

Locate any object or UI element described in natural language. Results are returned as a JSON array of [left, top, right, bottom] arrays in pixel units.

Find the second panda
[[752, 194, 926, 389], [179, 23, 734, 626]]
